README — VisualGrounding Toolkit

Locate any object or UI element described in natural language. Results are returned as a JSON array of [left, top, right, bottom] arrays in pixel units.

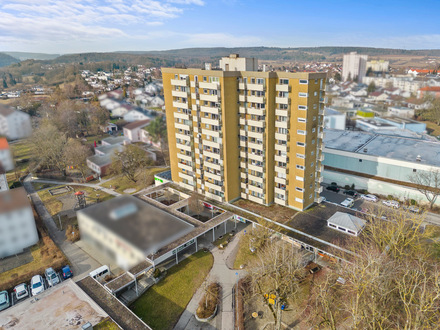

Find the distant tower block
[[75, 191, 86, 209]]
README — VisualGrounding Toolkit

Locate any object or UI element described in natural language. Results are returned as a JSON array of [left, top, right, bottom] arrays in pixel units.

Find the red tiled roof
[[419, 86, 440, 92], [123, 119, 150, 130], [0, 138, 9, 150]]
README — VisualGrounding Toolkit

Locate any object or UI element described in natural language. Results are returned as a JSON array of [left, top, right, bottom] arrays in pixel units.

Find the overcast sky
[[1, 0, 439, 54]]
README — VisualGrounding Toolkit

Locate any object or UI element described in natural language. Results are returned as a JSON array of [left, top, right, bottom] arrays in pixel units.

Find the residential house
[[324, 108, 346, 130], [0, 187, 39, 258], [123, 109, 151, 122], [0, 104, 32, 140], [0, 138, 14, 171], [418, 86, 440, 99], [123, 120, 150, 143], [111, 104, 133, 118], [86, 137, 129, 176], [387, 106, 415, 118]]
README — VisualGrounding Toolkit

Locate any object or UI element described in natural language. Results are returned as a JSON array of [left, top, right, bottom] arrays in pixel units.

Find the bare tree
[[64, 139, 92, 181], [111, 144, 152, 183], [188, 191, 204, 217], [307, 210, 440, 329], [245, 226, 306, 330], [409, 168, 440, 209]]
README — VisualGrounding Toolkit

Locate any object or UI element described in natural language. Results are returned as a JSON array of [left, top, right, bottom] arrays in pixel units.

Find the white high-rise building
[[342, 52, 368, 82]]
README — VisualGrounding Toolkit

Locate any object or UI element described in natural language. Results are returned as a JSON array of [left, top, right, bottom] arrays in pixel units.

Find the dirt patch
[[123, 188, 137, 194]]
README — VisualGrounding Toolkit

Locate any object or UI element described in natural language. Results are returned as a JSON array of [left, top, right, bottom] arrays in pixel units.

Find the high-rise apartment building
[[163, 55, 326, 211], [342, 52, 368, 82]]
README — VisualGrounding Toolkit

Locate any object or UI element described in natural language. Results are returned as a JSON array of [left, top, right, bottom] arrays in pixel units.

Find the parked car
[[30, 275, 45, 296], [343, 190, 358, 198], [326, 185, 340, 193], [0, 291, 10, 311], [45, 267, 60, 287], [361, 194, 378, 202], [382, 200, 400, 209], [13, 283, 29, 301], [404, 205, 421, 214], [341, 198, 355, 208], [62, 265, 73, 280]]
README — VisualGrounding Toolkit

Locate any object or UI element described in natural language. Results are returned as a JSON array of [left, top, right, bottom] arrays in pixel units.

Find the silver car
[[45, 267, 60, 287]]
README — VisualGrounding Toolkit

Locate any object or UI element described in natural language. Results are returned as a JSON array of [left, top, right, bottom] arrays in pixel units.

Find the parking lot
[[4, 268, 70, 309], [319, 183, 440, 224]]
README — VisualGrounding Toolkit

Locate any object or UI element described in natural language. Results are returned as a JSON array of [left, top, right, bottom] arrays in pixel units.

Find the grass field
[[101, 167, 169, 194], [233, 234, 259, 269], [130, 251, 214, 330], [93, 318, 120, 330], [422, 121, 440, 137], [6, 139, 33, 185]]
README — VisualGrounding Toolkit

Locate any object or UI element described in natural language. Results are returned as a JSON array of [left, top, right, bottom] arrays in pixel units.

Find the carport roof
[[327, 212, 366, 233]]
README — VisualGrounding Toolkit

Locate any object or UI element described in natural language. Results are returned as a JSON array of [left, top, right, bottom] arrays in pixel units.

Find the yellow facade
[[162, 67, 326, 211]]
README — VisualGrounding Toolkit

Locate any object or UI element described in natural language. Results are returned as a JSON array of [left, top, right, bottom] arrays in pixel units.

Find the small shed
[[327, 212, 366, 236]]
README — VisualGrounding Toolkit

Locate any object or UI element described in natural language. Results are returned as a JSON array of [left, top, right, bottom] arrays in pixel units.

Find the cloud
[[183, 33, 262, 47], [0, 0, 204, 52]]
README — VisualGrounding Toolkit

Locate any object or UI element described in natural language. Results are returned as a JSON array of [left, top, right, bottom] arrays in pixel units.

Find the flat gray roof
[[102, 136, 128, 145], [88, 154, 112, 167], [95, 144, 122, 155], [324, 129, 440, 166], [78, 195, 194, 254]]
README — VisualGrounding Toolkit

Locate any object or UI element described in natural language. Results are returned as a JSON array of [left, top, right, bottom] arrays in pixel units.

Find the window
[[313, 104, 317, 109], [296, 153, 305, 159], [413, 169, 417, 172], [359, 159, 363, 162], [312, 139, 315, 144], [295, 197, 303, 203], [297, 130, 306, 135], [280, 79, 289, 85], [296, 165, 305, 170], [299, 92, 308, 97], [313, 116, 316, 121], [312, 128, 316, 133], [311, 162, 314, 167], [298, 118, 306, 123], [296, 187, 304, 192], [298, 105, 307, 110], [299, 79, 308, 84], [297, 142, 305, 147], [296, 176, 304, 181], [314, 91, 318, 96]]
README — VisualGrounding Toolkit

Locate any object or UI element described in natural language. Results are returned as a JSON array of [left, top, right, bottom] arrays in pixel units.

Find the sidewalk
[[174, 229, 246, 330], [30, 178, 121, 197]]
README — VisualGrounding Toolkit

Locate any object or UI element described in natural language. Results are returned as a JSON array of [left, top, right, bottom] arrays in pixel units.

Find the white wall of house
[[0, 111, 32, 140], [0, 206, 39, 258], [123, 110, 149, 122], [0, 148, 13, 171]]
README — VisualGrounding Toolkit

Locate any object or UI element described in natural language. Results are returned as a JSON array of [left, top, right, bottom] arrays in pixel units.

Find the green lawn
[[7, 139, 33, 184], [131, 251, 214, 330], [93, 318, 120, 330], [233, 233, 259, 269], [101, 167, 169, 194], [422, 121, 440, 137]]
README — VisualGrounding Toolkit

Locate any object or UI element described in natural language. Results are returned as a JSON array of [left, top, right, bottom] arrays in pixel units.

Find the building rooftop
[[0, 104, 15, 117], [95, 144, 123, 155], [87, 153, 113, 167], [124, 119, 150, 130], [0, 138, 8, 150], [327, 212, 366, 233], [155, 170, 172, 181], [324, 129, 440, 166], [101, 136, 129, 146], [0, 187, 31, 213], [77, 195, 194, 254], [0, 280, 108, 329]]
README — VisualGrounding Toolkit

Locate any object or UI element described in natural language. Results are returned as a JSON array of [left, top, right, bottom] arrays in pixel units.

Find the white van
[[89, 265, 110, 282]]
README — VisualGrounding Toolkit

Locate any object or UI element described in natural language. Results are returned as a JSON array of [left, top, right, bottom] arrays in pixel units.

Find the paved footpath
[[174, 230, 246, 330], [22, 175, 111, 280]]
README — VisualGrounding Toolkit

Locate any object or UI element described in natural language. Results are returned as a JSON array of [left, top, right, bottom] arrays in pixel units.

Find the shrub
[[153, 268, 161, 278], [196, 282, 221, 319], [344, 185, 350, 190], [410, 199, 418, 206], [65, 224, 80, 242]]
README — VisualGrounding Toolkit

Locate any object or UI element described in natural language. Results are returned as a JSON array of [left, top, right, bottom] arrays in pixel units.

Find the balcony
[[177, 162, 193, 172], [200, 105, 220, 114], [247, 95, 265, 104], [274, 154, 287, 163], [274, 197, 287, 206], [200, 94, 220, 103], [247, 119, 265, 128], [274, 166, 286, 175], [248, 184, 264, 195], [199, 81, 220, 90], [247, 142, 263, 151], [180, 181, 195, 191], [239, 117, 246, 125], [275, 96, 290, 105], [238, 94, 247, 102], [239, 106, 246, 114], [274, 187, 287, 196], [205, 191, 223, 202], [173, 112, 190, 120], [248, 152, 264, 162], [315, 176, 323, 183], [175, 133, 191, 141], [174, 122, 191, 131], [171, 79, 188, 87], [315, 186, 323, 194], [275, 132, 288, 141], [176, 142, 191, 152], [190, 80, 197, 88], [247, 108, 265, 116], [173, 101, 189, 109], [275, 121, 288, 129], [315, 196, 325, 204], [247, 131, 263, 139], [176, 153, 192, 162], [247, 83, 265, 91], [201, 117, 220, 126], [248, 195, 264, 204], [275, 109, 288, 117], [171, 90, 188, 98], [274, 144, 287, 152], [205, 171, 222, 182], [276, 84, 290, 92]]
